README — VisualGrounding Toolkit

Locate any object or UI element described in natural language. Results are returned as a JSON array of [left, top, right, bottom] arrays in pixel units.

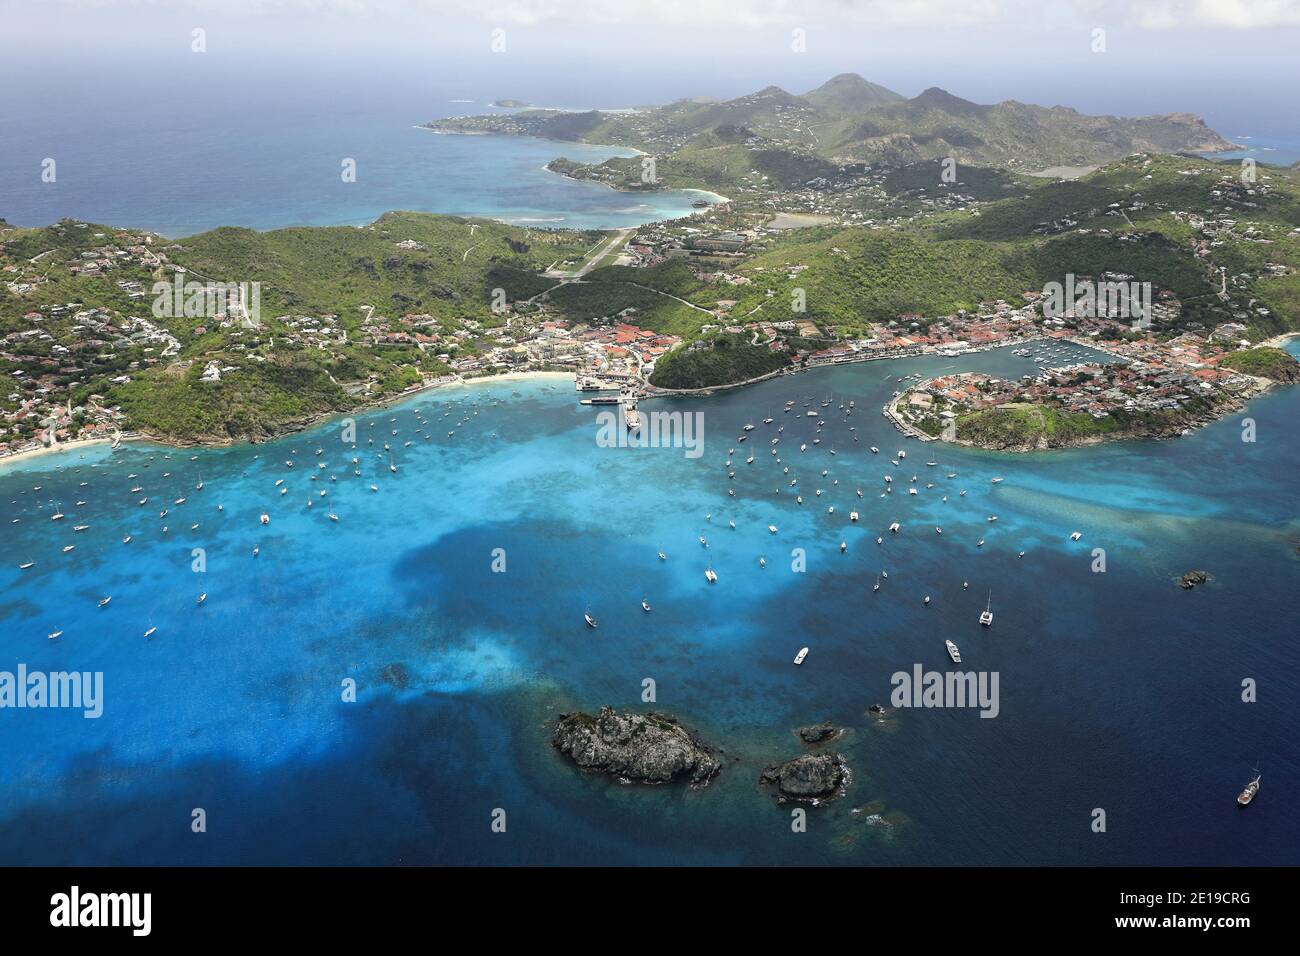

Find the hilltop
[[429, 73, 1238, 191]]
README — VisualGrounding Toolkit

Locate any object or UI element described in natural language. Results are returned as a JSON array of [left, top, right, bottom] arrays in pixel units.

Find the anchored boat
[[1237, 770, 1261, 807]]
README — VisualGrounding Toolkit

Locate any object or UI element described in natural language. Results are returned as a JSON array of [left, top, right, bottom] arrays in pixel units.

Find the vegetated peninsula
[[890, 345, 1299, 452], [5, 143, 1300, 459], [426, 73, 1239, 199]]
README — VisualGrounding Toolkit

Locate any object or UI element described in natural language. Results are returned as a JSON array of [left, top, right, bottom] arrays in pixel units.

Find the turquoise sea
[[0, 91, 715, 237], [2, 341, 1297, 865]]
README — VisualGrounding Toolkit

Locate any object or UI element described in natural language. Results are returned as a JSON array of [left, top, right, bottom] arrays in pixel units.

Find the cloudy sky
[[2, 0, 1297, 134]]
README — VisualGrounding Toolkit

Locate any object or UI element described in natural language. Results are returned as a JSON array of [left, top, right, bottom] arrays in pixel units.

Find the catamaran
[[705, 566, 718, 583], [979, 592, 994, 626]]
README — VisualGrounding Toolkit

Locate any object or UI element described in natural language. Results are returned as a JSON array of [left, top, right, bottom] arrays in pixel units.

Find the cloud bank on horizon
[[20, 0, 1300, 29]]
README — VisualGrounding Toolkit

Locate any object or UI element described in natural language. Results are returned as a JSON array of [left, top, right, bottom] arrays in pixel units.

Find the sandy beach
[[0, 436, 118, 472], [0, 371, 577, 472]]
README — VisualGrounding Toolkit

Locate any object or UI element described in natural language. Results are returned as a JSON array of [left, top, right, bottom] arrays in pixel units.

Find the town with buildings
[[3, 150, 1297, 459]]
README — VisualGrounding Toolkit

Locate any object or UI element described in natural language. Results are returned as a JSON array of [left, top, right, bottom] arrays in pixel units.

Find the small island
[[491, 99, 531, 109], [759, 752, 851, 804], [796, 720, 845, 744], [551, 706, 722, 787]]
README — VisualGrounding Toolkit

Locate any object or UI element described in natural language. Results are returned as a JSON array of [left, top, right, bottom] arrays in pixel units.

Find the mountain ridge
[[429, 74, 1239, 173]]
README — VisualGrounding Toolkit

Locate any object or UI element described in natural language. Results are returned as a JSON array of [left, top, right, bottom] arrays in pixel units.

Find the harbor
[[1, 340, 1295, 867]]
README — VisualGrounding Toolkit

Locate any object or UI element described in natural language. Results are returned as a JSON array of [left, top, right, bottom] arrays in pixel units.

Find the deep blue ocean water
[[1, 341, 1297, 866]]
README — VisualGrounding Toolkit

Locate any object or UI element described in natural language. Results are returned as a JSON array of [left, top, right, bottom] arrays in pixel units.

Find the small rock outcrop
[[759, 752, 850, 804], [796, 720, 842, 744], [552, 706, 721, 787], [1179, 569, 1209, 589]]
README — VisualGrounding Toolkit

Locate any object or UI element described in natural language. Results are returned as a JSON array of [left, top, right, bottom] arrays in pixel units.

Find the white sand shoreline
[[0, 371, 576, 472], [0, 437, 118, 471]]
